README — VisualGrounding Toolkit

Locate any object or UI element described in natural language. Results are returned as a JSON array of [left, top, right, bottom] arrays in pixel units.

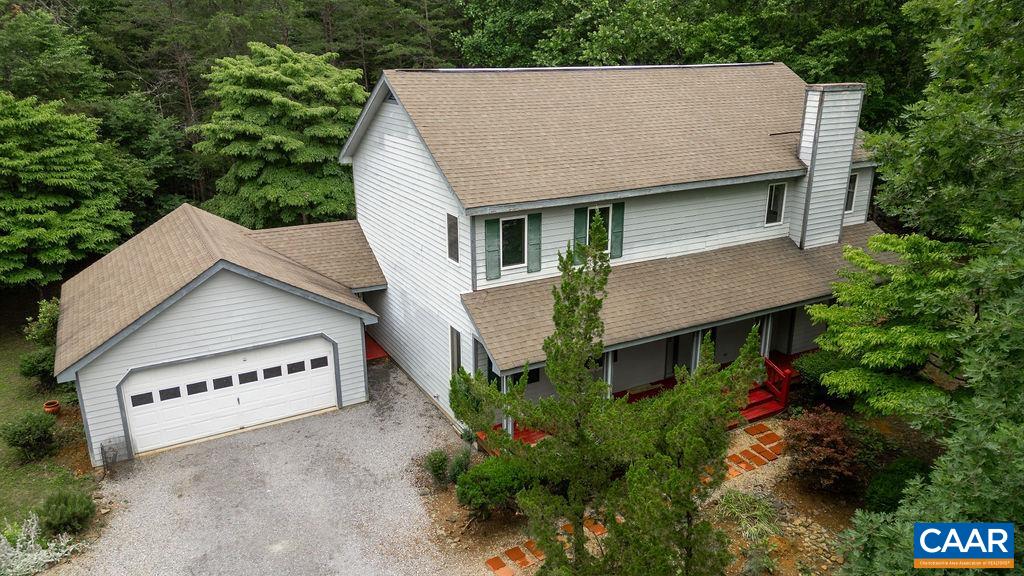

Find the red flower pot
[[43, 400, 61, 415]]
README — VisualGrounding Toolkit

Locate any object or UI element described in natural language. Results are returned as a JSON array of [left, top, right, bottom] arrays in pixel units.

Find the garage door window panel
[[131, 392, 154, 407], [159, 387, 181, 401], [238, 371, 258, 384], [186, 381, 208, 395], [287, 361, 305, 374], [263, 366, 283, 379], [310, 356, 328, 369], [212, 376, 233, 389]]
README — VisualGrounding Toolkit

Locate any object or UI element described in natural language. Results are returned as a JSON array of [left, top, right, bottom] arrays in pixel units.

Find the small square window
[[130, 392, 154, 407], [500, 217, 526, 267], [159, 386, 181, 401], [186, 381, 208, 395], [238, 371, 258, 384], [765, 183, 786, 225], [287, 361, 306, 374], [310, 356, 329, 369], [263, 366, 283, 379], [212, 376, 233, 389]]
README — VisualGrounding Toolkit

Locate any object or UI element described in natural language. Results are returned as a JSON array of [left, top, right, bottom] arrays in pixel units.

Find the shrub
[[18, 346, 56, 391], [864, 457, 930, 512], [792, 351, 858, 386], [424, 449, 449, 486], [0, 412, 57, 462], [23, 298, 60, 348], [0, 513, 80, 575], [38, 491, 95, 535], [784, 406, 861, 492], [448, 447, 471, 484], [449, 368, 492, 434], [846, 418, 892, 473], [456, 456, 534, 517]]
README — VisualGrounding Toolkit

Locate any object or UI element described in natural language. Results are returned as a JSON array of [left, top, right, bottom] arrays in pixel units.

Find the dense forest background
[[0, 0, 931, 285]]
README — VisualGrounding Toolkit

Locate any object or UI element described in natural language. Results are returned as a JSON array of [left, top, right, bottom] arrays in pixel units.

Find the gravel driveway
[[54, 361, 478, 576]]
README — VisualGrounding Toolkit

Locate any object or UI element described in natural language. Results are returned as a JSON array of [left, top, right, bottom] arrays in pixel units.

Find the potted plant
[[43, 400, 61, 415]]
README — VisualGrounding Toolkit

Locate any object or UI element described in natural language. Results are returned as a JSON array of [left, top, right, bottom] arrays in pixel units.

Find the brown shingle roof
[[55, 204, 378, 377], [380, 63, 870, 210], [463, 223, 881, 372], [246, 221, 385, 290]]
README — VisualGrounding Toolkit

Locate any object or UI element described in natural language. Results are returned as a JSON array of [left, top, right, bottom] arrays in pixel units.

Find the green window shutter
[[527, 213, 542, 272], [610, 202, 625, 259], [573, 207, 588, 264], [484, 218, 500, 280]]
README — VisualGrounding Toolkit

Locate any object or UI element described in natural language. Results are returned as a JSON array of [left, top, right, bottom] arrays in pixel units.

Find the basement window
[[765, 183, 786, 225]]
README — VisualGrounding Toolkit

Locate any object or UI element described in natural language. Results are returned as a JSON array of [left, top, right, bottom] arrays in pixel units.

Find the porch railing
[[763, 357, 794, 406]]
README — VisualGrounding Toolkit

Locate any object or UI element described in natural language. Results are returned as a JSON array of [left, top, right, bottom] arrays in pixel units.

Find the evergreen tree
[[192, 42, 368, 228], [0, 93, 132, 287]]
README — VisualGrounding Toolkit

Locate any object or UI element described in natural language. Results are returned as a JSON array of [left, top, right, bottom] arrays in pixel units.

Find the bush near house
[[37, 490, 95, 535], [784, 406, 861, 492], [448, 447, 470, 484], [423, 449, 449, 486], [456, 456, 535, 517], [18, 298, 60, 392], [864, 457, 931, 512], [790, 350, 858, 407], [1, 412, 57, 462]]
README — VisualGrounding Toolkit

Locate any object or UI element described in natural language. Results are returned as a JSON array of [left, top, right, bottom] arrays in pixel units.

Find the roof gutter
[[463, 169, 807, 216]]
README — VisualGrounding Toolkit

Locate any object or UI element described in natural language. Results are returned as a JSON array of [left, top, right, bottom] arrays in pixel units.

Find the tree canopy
[[192, 42, 367, 228]]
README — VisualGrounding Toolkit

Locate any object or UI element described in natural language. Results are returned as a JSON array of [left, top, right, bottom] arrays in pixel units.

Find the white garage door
[[122, 337, 337, 454]]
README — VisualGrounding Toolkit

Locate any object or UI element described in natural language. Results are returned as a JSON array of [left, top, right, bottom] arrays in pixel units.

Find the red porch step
[[747, 386, 774, 405], [740, 398, 785, 422]]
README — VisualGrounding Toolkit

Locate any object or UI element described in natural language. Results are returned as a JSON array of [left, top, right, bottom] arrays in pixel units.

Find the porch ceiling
[[463, 222, 882, 373]]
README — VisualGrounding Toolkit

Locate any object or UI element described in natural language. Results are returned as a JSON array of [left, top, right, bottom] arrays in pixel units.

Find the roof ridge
[[389, 62, 776, 73], [246, 220, 357, 234]]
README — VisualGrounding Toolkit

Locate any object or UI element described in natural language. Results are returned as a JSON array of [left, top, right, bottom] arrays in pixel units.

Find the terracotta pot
[[43, 400, 61, 415]]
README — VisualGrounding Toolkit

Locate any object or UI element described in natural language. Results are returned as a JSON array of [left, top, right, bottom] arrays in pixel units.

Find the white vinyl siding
[[353, 101, 475, 416], [474, 179, 795, 288], [801, 89, 865, 248], [76, 270, 367, 466]]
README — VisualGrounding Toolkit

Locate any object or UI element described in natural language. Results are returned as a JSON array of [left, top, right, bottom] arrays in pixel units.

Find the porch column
[[691, 330, 703, 369], [604, 351, 613, 399], [759, 314, 773, 357], [501, 375, 513, 435]]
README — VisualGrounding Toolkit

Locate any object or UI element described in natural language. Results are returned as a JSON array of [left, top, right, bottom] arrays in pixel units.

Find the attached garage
[[53, 204, 386, 466], [121, 337, 339, 454]]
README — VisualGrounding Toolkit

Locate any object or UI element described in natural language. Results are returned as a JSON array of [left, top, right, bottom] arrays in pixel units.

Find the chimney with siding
[[791, 83, 865, 249]]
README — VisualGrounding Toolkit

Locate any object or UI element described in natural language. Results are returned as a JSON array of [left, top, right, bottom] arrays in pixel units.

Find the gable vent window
[[765, 183, 786, 225], [845, 174, 858, 213], [447, 214, 459, 262]]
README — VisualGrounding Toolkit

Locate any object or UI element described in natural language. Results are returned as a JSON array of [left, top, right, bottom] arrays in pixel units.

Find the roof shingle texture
[[463, 222, 881, 372], [383, 63, 869, 209], [246, 221, 386, 290], [55, 204, 379, 376]]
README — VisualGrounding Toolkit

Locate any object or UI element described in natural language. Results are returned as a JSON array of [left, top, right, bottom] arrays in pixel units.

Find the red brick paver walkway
[[724, 421, 786, 479]]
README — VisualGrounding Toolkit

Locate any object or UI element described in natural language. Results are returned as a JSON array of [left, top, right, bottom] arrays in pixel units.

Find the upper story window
[[587, 205, 613, 252], [500, 216, 527, 268], [845, 174, 858, 213], [447, 214, 459, 262], [765, 183, 786, 225]]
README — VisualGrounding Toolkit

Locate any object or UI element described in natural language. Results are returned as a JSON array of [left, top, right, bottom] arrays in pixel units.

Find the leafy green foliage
[[863, 457, 929, 512], [37, 490, 95, 536], [717, 490, 781, 576], [792, 350, 858, 387], [457, 0, 927, 128], [784, 407, 861, 492], [18, 297, 59, 390], [191, 42, 367, 228], [868, 0, 1024, 239], [0, 412, 57, 462], [0, 93, 132, 287], [423, 449, 449, 486], [0, 9, 107, 102], [448, 447, 471, 484], [821, 368, 950, 418], [455, 456, 534, 517], [18, 348, 56, 392], [449, 368, 494, 434]]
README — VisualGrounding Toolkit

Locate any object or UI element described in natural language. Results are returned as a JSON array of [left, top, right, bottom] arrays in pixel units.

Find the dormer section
[[794, 83, 865, 249]]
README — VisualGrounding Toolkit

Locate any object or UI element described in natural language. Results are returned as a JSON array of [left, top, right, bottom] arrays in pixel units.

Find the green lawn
[[0, 324, 94, 523]]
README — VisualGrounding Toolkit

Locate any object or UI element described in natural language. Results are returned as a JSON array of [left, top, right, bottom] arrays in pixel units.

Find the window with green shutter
[[484, 218, 500, 279], [577, 203, 624, 259], [527, 213, 542, 272]]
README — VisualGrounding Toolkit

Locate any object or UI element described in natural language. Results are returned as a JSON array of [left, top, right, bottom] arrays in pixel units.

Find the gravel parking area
[[53, 361, 482, 576]]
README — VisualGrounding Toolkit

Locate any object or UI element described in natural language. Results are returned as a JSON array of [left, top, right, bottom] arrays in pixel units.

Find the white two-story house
[[340, 62, 879, 430], [55, 62, 879, 466]]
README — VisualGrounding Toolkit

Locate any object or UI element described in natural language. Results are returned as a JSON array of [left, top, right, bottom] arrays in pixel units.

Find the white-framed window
[[500, 216, 527, 268], [844, 173, 858, 213], [586, 205, 613, 251], [450, 327, 461, 375], [764, 183, 786, 225], [446, 214, 459, 262]]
